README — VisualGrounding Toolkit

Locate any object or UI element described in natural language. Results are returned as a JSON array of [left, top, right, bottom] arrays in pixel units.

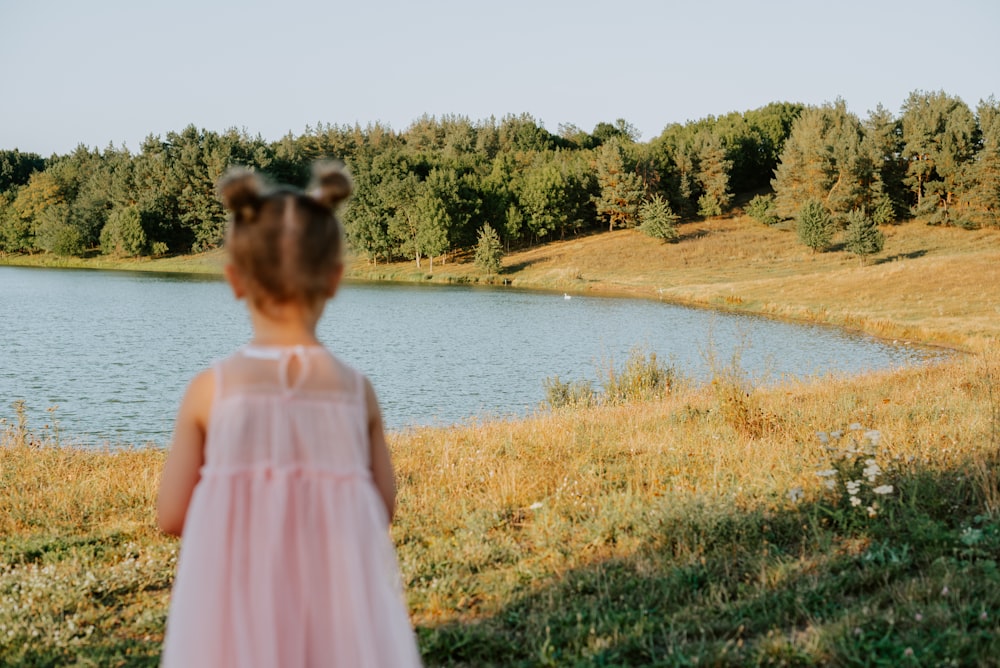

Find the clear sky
[[2, 0, 998, 156]]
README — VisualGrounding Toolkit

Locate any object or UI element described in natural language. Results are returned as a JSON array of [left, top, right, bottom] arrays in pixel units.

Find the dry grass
[[4, 349, 998, 664]]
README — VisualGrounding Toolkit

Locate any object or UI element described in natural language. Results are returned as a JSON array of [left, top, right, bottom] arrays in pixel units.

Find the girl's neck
[[247, 299, 326, 347]]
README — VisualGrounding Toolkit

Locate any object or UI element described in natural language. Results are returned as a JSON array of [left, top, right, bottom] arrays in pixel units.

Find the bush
[[745, 194, 780, 226], [796, 199, 834, 252], [545, 347, 676, 409], [543, 376, 596, 408], [602, 348, 676, 404]]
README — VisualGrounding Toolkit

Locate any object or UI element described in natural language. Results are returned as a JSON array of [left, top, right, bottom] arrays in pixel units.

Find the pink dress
[[162, 345, 421, 667]]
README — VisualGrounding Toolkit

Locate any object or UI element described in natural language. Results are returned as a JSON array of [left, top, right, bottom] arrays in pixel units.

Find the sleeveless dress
[[162, 345, 422, 668]]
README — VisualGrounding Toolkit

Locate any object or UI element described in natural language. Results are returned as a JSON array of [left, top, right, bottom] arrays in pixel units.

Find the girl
[[157, 164, 422, 667]]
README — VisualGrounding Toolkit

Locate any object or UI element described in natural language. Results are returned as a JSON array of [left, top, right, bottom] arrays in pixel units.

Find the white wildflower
[[873, 485, 894, 495], [824, 479, 837, 490], [850, 496, 862, 507], [787, 487, 804, 503], [529, 502, 543, 510], [863, 459, 882, 482], [846, 480, 862, 495], [849, 423, 862, 431], [864, 430, 882, 445], [817, 431, 830, 444], [816, 469, 837, 478], [831, 430, 844, 440], [867, 504, 878, 517]]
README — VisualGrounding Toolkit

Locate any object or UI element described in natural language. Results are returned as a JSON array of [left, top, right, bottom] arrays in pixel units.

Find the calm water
[[0, 265, 947, 446]]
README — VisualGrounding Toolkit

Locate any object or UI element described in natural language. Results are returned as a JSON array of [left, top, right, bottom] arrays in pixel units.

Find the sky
[[2, 0, 998, 156]]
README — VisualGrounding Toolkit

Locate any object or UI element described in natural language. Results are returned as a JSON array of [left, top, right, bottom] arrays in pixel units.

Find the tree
[[593, 139, 645, 231], [960, 97, 1000, 228], [0, 149, 45, 193], [694, 132, 733, 217], [796, 200, 833, 252], [35, 202, 84, 256], [474, 223, 503, 276], [100, 205, 147, 257], [862, 104, 907, 222], [843, 209, 884, 264], [772, 101, 871, 221], [900, 90, 976, 224], [638, 195, 679, 242]]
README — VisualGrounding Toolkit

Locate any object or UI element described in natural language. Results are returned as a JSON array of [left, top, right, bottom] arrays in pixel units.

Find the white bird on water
[[563, 293, 572, 300]]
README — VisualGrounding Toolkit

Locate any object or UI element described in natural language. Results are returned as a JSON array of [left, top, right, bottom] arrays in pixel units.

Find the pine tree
[[843, 209, 885, 265], [694, 132, 732, 217], [474, 223, 503, 276], [796, 200, 833, 252], [638, 195, 679, 242], [593, 139, 646, 231]]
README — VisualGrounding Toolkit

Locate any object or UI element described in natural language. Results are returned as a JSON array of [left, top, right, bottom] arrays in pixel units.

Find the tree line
[[1, 90, 997, 264]]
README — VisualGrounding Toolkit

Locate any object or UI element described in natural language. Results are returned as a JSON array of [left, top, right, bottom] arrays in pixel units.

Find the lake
[[0, 265, 947, 446]]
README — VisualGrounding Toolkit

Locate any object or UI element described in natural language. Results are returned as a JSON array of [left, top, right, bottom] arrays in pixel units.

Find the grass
[[2, 214, 1000, 665], [3, 350, 1000, 665]]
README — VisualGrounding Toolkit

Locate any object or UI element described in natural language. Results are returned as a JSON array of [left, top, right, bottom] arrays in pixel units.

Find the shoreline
[[3, 216, 997, 353]]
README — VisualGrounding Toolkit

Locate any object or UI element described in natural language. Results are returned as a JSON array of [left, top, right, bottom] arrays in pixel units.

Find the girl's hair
[[218, 163, 352, 306]]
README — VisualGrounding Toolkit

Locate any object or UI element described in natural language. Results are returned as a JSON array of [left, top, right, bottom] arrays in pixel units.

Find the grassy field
[[2, 216, 1000, 665]]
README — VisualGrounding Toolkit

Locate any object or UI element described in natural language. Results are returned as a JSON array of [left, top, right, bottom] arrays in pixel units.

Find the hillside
[[5, 214, 998, 351]]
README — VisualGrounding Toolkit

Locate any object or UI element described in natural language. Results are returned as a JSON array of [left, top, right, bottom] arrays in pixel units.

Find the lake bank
[[5, 214, 999, 352]]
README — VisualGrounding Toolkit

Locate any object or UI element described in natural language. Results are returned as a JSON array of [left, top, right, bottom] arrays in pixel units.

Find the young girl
[[157, 164, 422, 667]]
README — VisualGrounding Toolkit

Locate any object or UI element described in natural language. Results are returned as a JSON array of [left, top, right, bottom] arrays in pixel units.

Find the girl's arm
[[157, 369, 214, 536], [365, 377, 396, 525]]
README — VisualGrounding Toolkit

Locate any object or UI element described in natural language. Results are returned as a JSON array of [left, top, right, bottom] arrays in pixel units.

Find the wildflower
[[863, 459, 882, 482], [853, 627, 862, 637], [864, 430, 882, 445], [816, 469, 837, 478], [873, 485, 894, 495], [904, 647, 914, 657], [850, 496, 862, 507], [831, 430, 843, 440], [941, 586, 949, 597], [824, 479, 837, 490], [787, 487, 804, 503], [529, 502, 543, 510], [914, 613, 923, 622], [846, 480, 862, 496], [980, 612, 988, 621], [849, 423, 862, 431], [817, 431, 830, 444], [867, 505, 878, 517]]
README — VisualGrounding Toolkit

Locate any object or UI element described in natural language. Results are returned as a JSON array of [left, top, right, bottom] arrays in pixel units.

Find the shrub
[[745, 194, 780, 226], [796, 199, 834, 252], [602, 348, 676, 404]]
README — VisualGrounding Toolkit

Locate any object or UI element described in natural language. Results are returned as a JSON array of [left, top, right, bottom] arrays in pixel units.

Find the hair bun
[[218, 167, 265, 224], [311, 162, 353, 210]]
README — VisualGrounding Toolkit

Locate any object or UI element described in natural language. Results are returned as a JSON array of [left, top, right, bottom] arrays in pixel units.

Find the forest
[[1, 90, 998, 265]]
